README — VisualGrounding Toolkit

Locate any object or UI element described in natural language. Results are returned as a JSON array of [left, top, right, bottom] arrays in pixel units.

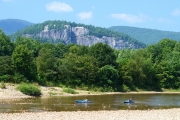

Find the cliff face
[[23, 25, 136, 49]]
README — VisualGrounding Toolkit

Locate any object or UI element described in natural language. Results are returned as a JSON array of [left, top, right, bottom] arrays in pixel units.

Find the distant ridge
[[0, 19, 34, 35], [109, 26, 180, 45]]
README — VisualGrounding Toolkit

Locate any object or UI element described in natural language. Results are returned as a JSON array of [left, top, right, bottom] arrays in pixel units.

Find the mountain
[[10, 20, 146, 49], [0, 19, 34, 35], [109, 26, 180, 45]]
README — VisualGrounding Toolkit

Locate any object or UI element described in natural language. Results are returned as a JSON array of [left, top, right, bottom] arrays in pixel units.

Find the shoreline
[[1, 83, 180, 100]]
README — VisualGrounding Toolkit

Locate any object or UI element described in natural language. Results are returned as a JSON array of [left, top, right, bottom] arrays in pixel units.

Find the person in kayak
[[84, 97, 88, 102], [129, 97, 133, 102]]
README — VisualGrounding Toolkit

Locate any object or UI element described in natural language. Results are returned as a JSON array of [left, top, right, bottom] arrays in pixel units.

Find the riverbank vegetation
[[17, 83, 41, 96], [1, 29, 180, 92]]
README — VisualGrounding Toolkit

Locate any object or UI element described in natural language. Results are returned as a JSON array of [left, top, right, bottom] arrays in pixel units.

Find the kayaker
[[129, 97, 133, 102], [84, 97, 88, 102]]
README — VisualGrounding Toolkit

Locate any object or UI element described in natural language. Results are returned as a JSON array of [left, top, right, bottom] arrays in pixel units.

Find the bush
[[121, 84, 130, 92], [62, 87, 78, 94], [17, 83, 42, 96], [13, 73, 28, 84], [0, 75, 11, 82], [0, 82, 6, 89]]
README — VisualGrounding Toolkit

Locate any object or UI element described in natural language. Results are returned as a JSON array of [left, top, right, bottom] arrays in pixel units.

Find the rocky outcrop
[[23, 25, 136, 49]]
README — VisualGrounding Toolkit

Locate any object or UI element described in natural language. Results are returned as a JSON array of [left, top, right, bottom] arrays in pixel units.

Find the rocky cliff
[[22, 24, 140, 49]]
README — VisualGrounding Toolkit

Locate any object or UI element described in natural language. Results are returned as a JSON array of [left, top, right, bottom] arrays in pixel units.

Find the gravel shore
[[0, 109, 180, 120]]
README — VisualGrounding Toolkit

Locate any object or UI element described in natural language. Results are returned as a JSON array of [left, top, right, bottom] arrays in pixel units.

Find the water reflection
[[0, 93, 180, 113]]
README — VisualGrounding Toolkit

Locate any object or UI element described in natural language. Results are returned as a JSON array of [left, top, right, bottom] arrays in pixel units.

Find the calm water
[[0, 93, 180, 113]]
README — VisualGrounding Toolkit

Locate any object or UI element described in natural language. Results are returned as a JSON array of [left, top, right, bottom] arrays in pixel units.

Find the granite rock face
[[23, 25, 136, 49]]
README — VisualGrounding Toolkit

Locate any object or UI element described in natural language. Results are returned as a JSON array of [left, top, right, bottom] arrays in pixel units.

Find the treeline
[[9, 20, 146, 48], [1, 29, 180, 92], [109, 26, 180, 45]]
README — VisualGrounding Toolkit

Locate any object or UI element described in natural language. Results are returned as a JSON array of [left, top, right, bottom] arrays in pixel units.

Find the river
[[0, 93, 180, 113]]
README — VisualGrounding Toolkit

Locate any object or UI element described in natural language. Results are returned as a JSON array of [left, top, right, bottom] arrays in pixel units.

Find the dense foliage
[[0, 29, 14, 56], [1, 30, 180, 92], [109, 26, 180, 45]]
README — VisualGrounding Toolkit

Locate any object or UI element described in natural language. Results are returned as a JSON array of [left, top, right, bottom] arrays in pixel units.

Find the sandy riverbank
[[1, 83, 180, 100], [0, 109, 180, 120], [0, 83, 118, 100], [0, 83, 100, 100]]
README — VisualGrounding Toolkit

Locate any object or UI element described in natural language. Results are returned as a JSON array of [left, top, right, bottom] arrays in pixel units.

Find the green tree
[[118, 49, 157, 90], [68, 45, 89, 56], [147, 39, 178, 89], [36, 48, 57, 85], [98, 65, 119, 88], [89, 43, 117, 68], [12, 45, 36, 82], [58, 53, 98, 87], [0, 56, 13, 82], [148, 39, 176, 63], [0, 29, 14, 56], [53, 43, 68, 58], [117, 49, 135, 90], [14, 36, 41, 57], [156, 41, 180, 89]]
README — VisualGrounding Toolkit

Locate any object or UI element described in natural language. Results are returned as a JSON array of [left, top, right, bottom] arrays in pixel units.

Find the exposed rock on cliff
[[23, 25, 138, 49]]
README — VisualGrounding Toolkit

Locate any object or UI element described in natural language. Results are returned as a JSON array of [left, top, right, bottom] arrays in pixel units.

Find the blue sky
[[1, 0, 180, 32]]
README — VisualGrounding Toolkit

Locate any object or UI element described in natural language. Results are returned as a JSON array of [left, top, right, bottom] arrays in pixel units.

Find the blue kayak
[[76, 100, 93, 103], [124, 100, 134, 103]]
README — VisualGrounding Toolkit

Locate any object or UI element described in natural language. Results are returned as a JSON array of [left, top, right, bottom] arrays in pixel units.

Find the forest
[[109, 26, 180, 45], [1, 29, 180, 92]]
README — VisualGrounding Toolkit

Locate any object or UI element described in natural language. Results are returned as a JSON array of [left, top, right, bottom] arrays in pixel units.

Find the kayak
[[124, 100, 134, 103], [76, 100, 93, 103]]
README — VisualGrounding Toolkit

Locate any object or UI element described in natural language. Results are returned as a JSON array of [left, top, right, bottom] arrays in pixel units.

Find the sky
[[1, 0, 180, 32]]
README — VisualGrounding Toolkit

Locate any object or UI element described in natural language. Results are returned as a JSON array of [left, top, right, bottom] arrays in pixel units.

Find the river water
[[0, 93, 180, 113]]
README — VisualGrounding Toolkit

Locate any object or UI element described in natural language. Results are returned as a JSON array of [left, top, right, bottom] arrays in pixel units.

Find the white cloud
[[171, 9, 180, 16], [77, 11, 93, 20], [46, 1, 73, 12], [111, 13, 150, 23]]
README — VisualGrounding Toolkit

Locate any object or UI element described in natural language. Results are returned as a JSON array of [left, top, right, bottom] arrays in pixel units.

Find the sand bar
[[0, 109, 180, 120]]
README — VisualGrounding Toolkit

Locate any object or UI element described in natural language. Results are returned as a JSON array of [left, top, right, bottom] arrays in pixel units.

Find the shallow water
[[0, 93, 180, 113]]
